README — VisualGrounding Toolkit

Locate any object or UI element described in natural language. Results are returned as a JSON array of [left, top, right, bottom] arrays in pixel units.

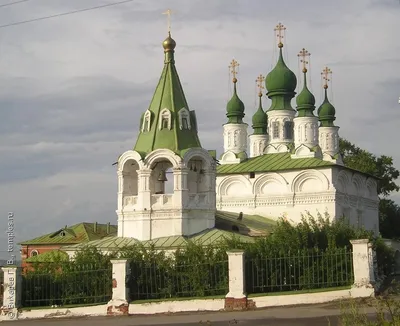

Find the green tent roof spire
[[226, 59, 245, 124], [265, 38, 297, 112], [133, 33, 202, 156]]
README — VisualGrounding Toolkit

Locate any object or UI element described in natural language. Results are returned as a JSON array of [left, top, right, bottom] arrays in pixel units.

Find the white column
[[137, 169, 152, 210], [249, 134, 268, 158], [350, 239, 375, 298], [226, 250, 246, 299], [117, 171, 124, 211], [1, 266, 21, 320], [173, 168, 188, 208], [319, 126, 340, 157], [107, 259, 130, 315], [223, 123, 248, 154]]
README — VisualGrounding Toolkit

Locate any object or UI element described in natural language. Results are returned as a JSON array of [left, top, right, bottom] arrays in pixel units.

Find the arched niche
[[292, 169, 330, 193], [253, 173, 288, 195], [122, 159, 139, 197], [294, 144, 312, 156], [366, 178, 377, 199], [352, 174, 366, 197], [183, 148, 214, 194], [277, 144, 289, 153], [217, 175, 251, 197], [336, 170, 351, 194], [264, 144, 278, 154]]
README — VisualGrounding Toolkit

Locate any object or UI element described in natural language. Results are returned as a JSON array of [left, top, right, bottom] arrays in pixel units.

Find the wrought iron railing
[[245, 247, 354, 295], [22, 263, 112, 307], [129, 260, 229, 301]]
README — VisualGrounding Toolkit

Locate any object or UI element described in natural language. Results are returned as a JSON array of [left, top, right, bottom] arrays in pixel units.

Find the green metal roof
[[215, 211, 275, 236], [25, 250, 69, 263], [61, 228, 255, 251], [133, 33, 202, 156], [19, 222, 117, 245], [217, 152, 335, 175]]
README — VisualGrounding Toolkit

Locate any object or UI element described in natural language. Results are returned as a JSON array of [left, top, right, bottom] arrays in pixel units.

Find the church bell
[[157, 170, 168, 182]]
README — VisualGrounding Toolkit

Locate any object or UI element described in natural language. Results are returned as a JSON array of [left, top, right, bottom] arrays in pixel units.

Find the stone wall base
[[350, 285, 375, 298], [224, 297, 256, 311], [107, 300, 129, 316]]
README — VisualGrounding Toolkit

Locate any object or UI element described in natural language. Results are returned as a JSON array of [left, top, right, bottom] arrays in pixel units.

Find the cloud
[[0, 0, 399, 257]]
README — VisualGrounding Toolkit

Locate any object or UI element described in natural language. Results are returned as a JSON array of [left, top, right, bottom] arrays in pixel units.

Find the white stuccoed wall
[[216, 166, 379, 231], [223, 123, 248, 154], [116, 148, 217, 241], [249, 134, 269, 158], [220, 123, 248, 164]]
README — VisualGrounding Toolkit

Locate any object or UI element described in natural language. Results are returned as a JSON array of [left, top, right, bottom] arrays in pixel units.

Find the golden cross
[[274, 22, 286, 47], [298, 48, 310, 73], [256, 74, 265, 96], [162, 9, 172, 33], [229, 59, 239, 83], [321, 66, 332, 89]]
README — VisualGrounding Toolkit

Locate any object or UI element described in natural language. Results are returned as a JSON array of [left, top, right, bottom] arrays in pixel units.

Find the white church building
[[114, 24, 379, 243]]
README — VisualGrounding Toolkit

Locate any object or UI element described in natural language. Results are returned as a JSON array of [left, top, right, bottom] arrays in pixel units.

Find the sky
[[0, 0, 399, 258]]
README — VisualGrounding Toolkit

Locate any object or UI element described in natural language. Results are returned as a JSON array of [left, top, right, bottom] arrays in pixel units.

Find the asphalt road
[[2, 303, 377, 326], [2, 315, 340, 326]]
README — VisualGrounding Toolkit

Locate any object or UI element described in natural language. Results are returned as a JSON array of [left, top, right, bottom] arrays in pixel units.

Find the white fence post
[[107, 259, 130, 316], [350, 239, 375, 298], [1, 266, 21, 320], [225, 250, 249, 310]]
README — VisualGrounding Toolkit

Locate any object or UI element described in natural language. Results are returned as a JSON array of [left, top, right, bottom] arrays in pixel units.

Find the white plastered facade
[[116, 148, 216, 241], [216, 167, 379, 234]]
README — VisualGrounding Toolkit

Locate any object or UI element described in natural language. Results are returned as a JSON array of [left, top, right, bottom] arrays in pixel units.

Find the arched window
[[30, 250, 39, 257], [141, 110, 152, 132], [283, 121, 293, 139], [178, 108, 191, 130], [159, 109, 172, 130], [272, 121, 280, 139]]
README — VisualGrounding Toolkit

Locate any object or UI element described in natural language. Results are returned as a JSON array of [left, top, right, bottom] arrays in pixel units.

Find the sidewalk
[[4, 301, 378, 325]]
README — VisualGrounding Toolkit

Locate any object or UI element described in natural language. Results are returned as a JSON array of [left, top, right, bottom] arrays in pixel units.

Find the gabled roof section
[[19, 222, 117, 245], [133, 33, 202, 157], [217, 152, 336, 175], [61, 228, 255, 252]]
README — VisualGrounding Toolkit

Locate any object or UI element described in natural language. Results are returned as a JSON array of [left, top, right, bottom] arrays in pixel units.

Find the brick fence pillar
[[107, 259, 130, 316], [1, 266, 21, 320], [350, 239, 375, 298], [225, 250, 254, 311]]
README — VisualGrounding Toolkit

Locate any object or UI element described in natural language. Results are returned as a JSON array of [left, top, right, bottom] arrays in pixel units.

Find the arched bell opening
[[121, 159, 139, 208], [187, 157, 208, 195], [150, 160, 174, 195]]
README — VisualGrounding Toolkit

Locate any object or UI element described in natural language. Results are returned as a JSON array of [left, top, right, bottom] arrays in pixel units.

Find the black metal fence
[[129, 260, 229, 301], [22, 263, 112, 307], [246, 247, 354, 295]]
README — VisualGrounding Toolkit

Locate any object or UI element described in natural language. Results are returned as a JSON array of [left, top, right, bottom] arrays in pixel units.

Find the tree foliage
[[21, 214, 395, 306], [339, 138, 400, 239], [339, 138, 399, 197]]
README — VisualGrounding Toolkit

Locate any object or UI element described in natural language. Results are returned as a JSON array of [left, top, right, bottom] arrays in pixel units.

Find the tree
[[339, 138, 400, 239], [339, 138, 399, 197]]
